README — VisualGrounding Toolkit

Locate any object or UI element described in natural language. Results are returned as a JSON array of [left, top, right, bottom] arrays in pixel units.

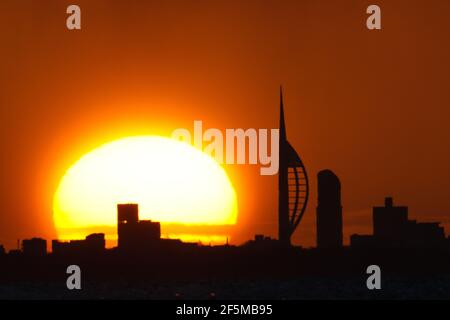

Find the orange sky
[[0, 0, 450, 249]]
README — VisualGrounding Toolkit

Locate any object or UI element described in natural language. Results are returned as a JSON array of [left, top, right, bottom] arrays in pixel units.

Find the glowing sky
[[0, 0, 450, 248]]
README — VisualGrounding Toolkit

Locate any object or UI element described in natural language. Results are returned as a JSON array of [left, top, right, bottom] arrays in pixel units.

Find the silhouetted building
[[373, 197, 408, 243], [316, 170, 343, 249], [52, 233, 105, 255], [0, 245, 5, 256], [117, 204, 161, 250], [22, 238, 47, 256], [351, 197, 446, 249], [405, 221, 445, 247], [243, 234, 280, 251], [278, 89, 309, 246], [118, 203, 139, 225], [86, 233, 106, 247], [8, 249, 21, 256], [254, 234, 272, 242], [349, 234, 377, 249]]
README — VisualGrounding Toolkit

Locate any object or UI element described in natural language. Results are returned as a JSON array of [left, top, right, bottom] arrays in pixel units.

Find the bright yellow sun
[[53, 136, 238, 241]]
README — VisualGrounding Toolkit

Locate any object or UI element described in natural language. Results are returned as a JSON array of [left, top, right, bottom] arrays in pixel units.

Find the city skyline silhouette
[[2, 1, 450, 251], [1, 89, 448, 254], [1, 89, 450, 300], [1, 0, 450, 301]]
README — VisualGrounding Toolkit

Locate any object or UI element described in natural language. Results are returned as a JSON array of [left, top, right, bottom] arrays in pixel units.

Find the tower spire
[[277, 87, 310, 247], [279, 86, 287, 141], [278, 86, 289, 246]]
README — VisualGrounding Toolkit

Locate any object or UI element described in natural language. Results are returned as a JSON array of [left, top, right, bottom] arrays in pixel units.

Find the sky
[[0, 0, 450, 249]]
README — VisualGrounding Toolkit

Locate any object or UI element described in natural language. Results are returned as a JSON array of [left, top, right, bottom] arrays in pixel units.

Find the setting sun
[[53, 136, 238, 241]]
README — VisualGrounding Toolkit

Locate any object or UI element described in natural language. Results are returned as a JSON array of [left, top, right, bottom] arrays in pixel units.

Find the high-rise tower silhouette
[[278, 88, 309, 246], [117, 204, 161, 250], [316, 170, 343, 248]]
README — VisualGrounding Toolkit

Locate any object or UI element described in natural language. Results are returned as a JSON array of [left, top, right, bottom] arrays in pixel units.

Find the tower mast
[[277, 87, 310, 247], [278, 87, 290, 246]]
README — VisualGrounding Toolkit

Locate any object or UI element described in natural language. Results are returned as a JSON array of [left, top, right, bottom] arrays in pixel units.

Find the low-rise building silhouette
[[351, 197, 446, 249], [22, 238, 47, 256], [350, 234, 377, 249], [243, 234, 280, 251], [404, 220, 445, 247], [8, 249, 21, 256], [52, 233, 105, 255], [373, 197, 408, 243]]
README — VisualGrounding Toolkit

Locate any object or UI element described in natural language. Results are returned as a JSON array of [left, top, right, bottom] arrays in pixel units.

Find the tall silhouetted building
[[117, 203, 161, 250], [118, 203, 139, 226], [316, 170, 343, 248], [278, 88, 309, 246], [22, 238, 47, 256]]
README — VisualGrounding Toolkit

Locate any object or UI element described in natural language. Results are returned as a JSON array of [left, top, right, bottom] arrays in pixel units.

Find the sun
[[53, 136, 238, 240]]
